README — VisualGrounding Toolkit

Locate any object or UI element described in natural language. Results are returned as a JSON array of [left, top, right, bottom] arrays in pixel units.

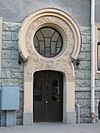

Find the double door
[[33, 71, 63, 122]]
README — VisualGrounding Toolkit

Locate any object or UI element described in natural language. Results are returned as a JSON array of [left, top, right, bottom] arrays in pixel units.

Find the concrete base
[[23, 112, 33, 125], [1, 112, 6, 126], [23, 112, 76, 125], [1, 111, 16, 127], [63, 111, 76, 124]]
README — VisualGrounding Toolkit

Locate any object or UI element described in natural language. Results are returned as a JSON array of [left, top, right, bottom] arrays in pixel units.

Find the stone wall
[[0, 21, 100, 124], [0, 22, 24, 125], [75, 27, 91, 123], [75, 27, 100, 123]]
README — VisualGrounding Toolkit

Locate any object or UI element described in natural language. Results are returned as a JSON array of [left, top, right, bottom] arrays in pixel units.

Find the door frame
[[23, 68, 76, 124], [19, 8, 81, 125]]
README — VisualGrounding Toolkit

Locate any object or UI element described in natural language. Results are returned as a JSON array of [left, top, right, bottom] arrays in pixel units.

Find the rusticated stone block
[[82, 35, 91, 44], [81, 43, 91, 52], [2, 59, 20, 68], [80, 117, 91, 123], [2, 68, 11, 78], [11, 72, 23, 79], [79, 52, 91, 61], [75, 87, 91, 91], [2, 41, 18, 50], [75, 70, 91, 79], [78, 61, 91, 70], [11, 32, 19, 41], [3, 22, 21, 31], [2, 49, 19, 59], [3, 31, 12, 41], [95, 87, 100, 91], [2, 68, 23, 79], [80, 108, 91, 118], [2, 59, 13, 68], [75, 80, 91, 87], [2, 50, 11, 59], [95, 91, 100, 99], [96, 79, 100, 87], [2, 78, 23, 86], [80, 27, 91, 36], [76, 99, 91, 108], [75, 91, 91, 99], [11, 50, 19, 60]]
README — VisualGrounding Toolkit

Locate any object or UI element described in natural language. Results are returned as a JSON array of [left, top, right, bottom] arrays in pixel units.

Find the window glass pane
[[57, 37, 62, 47], [34, 72, 43, 101], [52, 80, 59, 102], [34, 27, 63, 57], [45, 38, 51, 47], [34, 36, 38, 47], [52, 32, 59, 41], [40, 42, 44, 55], [45, 48, 50, 57], [51, 42, 56, 55], [41, 28, 54, 37], [36, 31, 44, 40], [34, 83, 42, 101]]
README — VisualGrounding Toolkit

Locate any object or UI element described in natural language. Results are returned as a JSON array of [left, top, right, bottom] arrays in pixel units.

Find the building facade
[[0, 0, 100, 126]]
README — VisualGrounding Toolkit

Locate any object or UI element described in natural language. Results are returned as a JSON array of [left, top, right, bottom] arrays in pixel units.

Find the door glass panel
[[34, 81, 42, 101], [52, 80, 59, 102]]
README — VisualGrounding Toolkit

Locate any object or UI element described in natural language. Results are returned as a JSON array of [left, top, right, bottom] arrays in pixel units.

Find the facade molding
[[19, 8, 81, 124]]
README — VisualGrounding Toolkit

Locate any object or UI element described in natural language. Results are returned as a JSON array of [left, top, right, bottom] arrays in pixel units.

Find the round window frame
[[33, 27, 63, 58], [19, 8, 81, 61]]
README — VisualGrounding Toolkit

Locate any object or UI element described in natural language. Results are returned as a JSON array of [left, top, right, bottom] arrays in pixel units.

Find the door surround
[[19, 8, 81, 125]]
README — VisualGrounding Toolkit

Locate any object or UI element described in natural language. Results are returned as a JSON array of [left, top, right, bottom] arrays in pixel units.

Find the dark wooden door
[[33, 71, 63, 122]]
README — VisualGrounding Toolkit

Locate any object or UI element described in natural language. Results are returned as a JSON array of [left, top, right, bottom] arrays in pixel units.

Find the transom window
[[34, 27, 63, 57]]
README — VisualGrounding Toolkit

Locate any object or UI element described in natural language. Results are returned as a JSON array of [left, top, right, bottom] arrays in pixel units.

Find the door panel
[[33, 71, 63, 122]]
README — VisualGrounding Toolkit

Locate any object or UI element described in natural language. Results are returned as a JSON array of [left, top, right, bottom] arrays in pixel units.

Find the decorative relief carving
[[25, 16, 74, 79], [19, 9, 81, 124], [20, 8, 80, 82], [25, 16, 74, 60]]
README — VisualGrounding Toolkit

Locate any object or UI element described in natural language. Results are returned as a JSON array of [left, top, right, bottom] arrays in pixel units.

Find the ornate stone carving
[[19, 8, 81, 61], [19, 9, 81, 124]]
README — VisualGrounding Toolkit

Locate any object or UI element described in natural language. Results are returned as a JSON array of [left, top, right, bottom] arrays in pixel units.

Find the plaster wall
[[0, 0, 90, 26]]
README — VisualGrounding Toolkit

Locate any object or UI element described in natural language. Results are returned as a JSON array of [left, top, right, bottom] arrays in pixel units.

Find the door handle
[[45, 100, 48, 104]]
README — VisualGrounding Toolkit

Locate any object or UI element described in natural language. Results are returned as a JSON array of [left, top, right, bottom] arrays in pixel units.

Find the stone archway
[[19, 8, 81, 125]]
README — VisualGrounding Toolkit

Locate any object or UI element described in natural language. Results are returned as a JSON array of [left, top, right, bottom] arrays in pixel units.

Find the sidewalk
[[0, 123, 100, 133]]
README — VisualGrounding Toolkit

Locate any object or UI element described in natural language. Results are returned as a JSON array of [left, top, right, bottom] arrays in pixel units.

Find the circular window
[[34, 27, 63, 57]]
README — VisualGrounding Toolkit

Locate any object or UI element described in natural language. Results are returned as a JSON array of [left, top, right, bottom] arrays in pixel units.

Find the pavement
[[0, 123, 100, 133]]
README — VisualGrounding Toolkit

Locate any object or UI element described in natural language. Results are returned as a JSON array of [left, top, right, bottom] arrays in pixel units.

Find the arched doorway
[[19, 8, 81, 124], [33, 70, 63, 122]]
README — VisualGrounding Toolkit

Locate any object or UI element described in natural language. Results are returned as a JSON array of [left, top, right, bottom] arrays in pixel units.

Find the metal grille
[[34, 27, 63, 57]]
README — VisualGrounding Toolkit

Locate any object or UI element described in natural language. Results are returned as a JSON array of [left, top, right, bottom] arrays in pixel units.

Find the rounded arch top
[[19, 8, 81, 60]]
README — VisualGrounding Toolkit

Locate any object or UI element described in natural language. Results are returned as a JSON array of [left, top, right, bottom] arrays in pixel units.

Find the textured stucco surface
[[0, 0, 90, 26]]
